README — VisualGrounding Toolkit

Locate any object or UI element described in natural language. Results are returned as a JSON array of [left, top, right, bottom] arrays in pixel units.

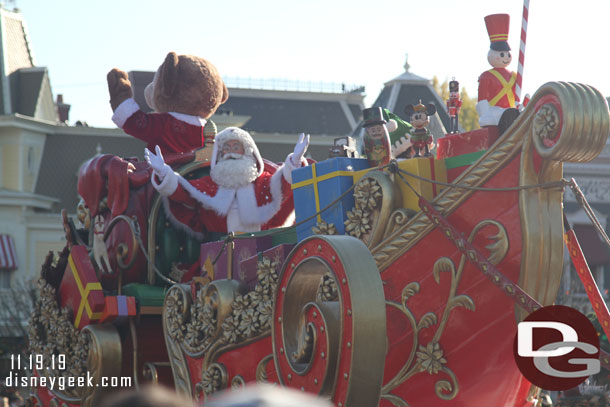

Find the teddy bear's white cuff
[[151, 169, 178, 197], [282, 153, 308, 184], [168, 112, 207, 127], [112, 98, 140, 128]]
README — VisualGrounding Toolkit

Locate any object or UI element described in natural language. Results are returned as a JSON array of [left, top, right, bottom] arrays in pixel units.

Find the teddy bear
[[107, 51, 229, 155]]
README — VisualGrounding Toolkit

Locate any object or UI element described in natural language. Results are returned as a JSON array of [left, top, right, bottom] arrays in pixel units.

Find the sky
[[17, 0, 610, 128]]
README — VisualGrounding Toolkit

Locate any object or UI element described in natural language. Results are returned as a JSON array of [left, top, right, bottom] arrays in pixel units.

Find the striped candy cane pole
[[515, 0, 529, 103]]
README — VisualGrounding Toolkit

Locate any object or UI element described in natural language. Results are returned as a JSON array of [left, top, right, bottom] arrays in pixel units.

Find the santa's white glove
[[291, 133, 310, 166], [145, 145, 169, 179]]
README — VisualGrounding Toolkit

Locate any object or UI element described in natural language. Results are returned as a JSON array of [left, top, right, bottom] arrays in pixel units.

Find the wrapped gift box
[[444, 150, 487, 183], [353, 157, 447, 212], [200, 235, 273, 281], [292, 157, 370, 241], [59, 245, 105, 329], [238, 244, 295, 290], [436, 127, 499, 159], [122, 283, 166, 307], [99, 295, 137, 324], [395, 157, 447, 211]]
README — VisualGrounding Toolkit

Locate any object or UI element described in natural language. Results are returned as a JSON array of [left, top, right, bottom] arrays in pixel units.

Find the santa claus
[[145, 127, 309, 235]]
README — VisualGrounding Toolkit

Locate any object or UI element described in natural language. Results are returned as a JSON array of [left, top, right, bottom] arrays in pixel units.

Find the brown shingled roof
[[35, 132, 147, 212]]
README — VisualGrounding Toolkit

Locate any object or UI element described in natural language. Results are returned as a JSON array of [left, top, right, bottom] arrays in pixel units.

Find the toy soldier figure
[[477, 14, 520, 131], [446, 79, 462, 134], [362, 107, 392, 167]]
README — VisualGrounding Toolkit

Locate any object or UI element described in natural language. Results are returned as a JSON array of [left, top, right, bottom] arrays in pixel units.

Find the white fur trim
[[169, 112, 207, 127], [283, 153, 307, 184], [151, 169, 178, 196], [386, 119, 398, 132], [476, 100, 505, 127], [177, 176, 235, 216], [236, 167, 285, 225], [281, 209, 296, 227], [175, 168, 287, 227], [112, 98, 140, 128], [227, 201, 261, 233], [392, 137, 412, 157], [161, 197, 205, 240], [212, 127, 264, 177]]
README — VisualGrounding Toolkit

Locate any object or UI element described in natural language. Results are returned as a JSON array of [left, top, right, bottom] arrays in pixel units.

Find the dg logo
[[513, 305, 600, 390]]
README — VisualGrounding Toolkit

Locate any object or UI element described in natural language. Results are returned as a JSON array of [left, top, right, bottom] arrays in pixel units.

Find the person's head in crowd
[[206, 384, 332, 407], [99, 385, 193, 407]]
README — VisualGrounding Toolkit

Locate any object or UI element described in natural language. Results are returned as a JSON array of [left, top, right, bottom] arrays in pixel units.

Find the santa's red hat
[[211, 127, 264, 177], [484, 14, 511, 51]]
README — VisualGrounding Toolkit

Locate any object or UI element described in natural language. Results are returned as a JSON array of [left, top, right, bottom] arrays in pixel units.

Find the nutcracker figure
[[405, 101, 436, 158], [362, 107, 392, 167], [476, 14, 520, 129], [446, 79, 462, 134]]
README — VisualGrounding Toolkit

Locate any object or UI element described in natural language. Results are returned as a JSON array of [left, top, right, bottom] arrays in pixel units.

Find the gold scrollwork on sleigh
[[381, 220, 509, 405], [344, 170, 403, 248], [163, 255, 282, 399], [370, 83, 609, 308], [28, 277, 122, 407], [273, 235, 387, 407]]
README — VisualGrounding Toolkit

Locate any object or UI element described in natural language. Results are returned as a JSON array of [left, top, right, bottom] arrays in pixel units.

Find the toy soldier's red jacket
[[478, 68, 519, 109], [112, 98, 207, 155], [447, 98, 462, 116], [153, 158, 304, 235]]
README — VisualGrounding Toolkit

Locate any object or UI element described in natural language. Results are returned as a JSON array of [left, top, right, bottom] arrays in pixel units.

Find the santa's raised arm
[[145, 127, 309, 235]]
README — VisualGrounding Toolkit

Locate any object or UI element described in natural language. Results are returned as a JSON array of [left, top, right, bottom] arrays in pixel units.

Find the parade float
[[23, 9, 610, 407]]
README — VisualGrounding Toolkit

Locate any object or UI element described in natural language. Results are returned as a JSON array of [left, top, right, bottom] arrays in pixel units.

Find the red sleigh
[[27, 82, 610, 407]]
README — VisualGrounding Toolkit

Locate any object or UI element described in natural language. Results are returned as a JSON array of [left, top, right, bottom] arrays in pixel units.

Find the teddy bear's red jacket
[[112, 98, 207, 155]]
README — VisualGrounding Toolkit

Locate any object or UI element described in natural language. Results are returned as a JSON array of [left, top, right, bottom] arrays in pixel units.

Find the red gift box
[[200, 235, 273, 281], [436, 127, 499, 159], [59, 245, 105, 329], [238, 244, 295, 290], [99, 295, 137, 324]]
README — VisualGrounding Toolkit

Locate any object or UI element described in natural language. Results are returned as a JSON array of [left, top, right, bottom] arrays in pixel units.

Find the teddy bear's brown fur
[[107, 52, 228, 118]]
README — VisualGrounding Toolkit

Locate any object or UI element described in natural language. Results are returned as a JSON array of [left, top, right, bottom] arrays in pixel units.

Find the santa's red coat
[[162, 163, 296, 235]]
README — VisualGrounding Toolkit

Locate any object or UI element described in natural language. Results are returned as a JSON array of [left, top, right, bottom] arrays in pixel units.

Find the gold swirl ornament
[[273, 235, 387, 407]]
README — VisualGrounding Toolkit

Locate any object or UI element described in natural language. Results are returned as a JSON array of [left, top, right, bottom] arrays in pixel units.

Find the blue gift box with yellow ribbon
[[291, 157, 370, 241]]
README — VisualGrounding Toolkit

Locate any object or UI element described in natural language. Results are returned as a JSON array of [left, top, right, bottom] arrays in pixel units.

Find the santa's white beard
[[210, 154, 258, 189]]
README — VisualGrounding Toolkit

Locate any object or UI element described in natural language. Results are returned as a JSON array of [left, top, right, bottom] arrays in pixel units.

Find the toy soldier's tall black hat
[[449, 79, 459, 92], [362, 107, 387, 128], [485, 14, 511, 51]]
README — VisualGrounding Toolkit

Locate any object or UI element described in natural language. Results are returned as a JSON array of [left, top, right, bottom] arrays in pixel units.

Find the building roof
[[12, 67, 54, 120], [128, 70, 154, 114], [35, 127, 146, 213], [221, 89, 360, 136], [371, 59, 450, 134], [128, 71, 365, 137], [350, 58, 449, 142], [0, 7, 56, 122]]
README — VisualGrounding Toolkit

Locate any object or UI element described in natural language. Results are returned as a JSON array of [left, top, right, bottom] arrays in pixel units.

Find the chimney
[[56, 94, 70, 124]]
